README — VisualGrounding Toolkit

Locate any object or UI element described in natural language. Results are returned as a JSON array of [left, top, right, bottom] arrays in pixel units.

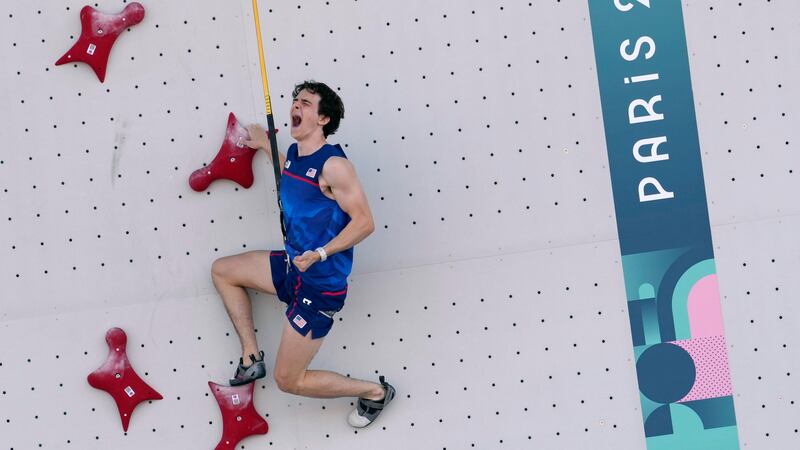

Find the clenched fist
[[293, 250, 321, 272]]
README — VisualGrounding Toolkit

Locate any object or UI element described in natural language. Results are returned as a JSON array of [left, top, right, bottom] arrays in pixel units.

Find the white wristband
[[315, 247, 328, 262]]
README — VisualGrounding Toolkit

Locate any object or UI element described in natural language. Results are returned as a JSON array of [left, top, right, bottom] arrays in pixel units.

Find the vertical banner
[[587, 1, 740, 449]]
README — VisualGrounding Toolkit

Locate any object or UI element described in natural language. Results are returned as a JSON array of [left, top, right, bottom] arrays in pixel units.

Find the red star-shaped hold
[[208, 381, 269, 450], [55, 3, 145, 82], [189, 112, 273, 192], [87, 328, 163, 432]]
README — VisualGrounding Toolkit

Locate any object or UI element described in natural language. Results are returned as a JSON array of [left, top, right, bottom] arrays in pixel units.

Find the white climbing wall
[[1, 0, 798, 449]]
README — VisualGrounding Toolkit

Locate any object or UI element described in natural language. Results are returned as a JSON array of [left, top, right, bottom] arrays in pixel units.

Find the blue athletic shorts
[[269, 250, 347, 339]]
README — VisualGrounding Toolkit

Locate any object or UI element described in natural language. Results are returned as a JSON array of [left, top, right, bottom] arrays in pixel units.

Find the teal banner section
[[587, 1, 740, 448]]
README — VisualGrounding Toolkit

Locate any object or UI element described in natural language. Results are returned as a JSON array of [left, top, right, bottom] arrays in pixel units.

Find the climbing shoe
[[347, 375, 396, 428], [229, 350, 267, 386]]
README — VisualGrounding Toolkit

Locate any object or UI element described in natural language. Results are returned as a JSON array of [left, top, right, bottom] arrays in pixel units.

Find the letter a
[[633, 136, 669, 163]]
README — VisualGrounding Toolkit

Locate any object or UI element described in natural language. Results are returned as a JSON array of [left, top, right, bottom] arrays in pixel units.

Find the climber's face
[[290, 89, 329, 141]]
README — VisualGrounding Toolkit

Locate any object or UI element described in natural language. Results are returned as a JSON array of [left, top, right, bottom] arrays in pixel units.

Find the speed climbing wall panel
[[1, 0, 798, 449]]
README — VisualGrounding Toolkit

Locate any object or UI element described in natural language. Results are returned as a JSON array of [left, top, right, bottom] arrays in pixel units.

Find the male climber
[[210, 81, 394, 427]]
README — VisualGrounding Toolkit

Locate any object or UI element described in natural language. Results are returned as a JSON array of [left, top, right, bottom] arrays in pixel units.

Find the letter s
[[620, 36, 656, 62]]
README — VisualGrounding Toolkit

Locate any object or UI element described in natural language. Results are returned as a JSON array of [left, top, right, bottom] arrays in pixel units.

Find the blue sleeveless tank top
[[280, 143, 353, 290]]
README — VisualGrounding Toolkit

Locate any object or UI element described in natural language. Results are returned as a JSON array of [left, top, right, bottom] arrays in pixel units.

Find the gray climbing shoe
[[348, 375, 396, 428], [229, 350, 267, 386]]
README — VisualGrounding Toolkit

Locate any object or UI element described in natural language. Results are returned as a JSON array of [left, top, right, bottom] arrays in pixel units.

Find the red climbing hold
[[208, 381, 269, 450], [87, 327, 163, 432], [55, 2, 145, 82], [189, 112, 268, 192]]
